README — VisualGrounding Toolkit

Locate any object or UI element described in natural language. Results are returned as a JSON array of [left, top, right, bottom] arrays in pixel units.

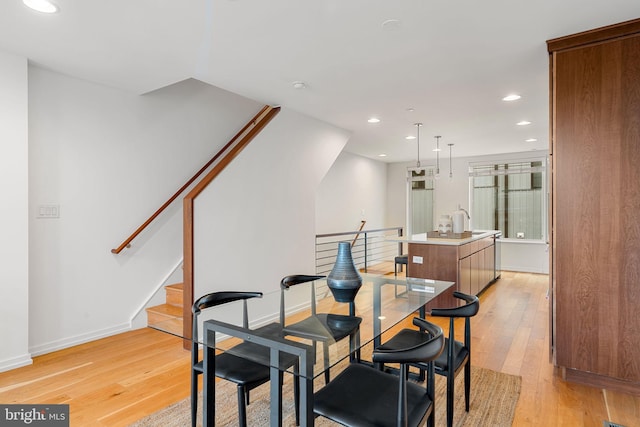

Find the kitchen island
[[396, 230, 501, 309]]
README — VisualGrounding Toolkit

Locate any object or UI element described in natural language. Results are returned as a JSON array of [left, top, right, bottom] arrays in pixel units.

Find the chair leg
[[427, 364, 436, 427], [323, 343, 330, 384], [415, 364, 426, 382], [238, 385, 247, 427], [446, 372, 454, 427], [428, 407, 435, 427], [349, 330, 361, 363], [465, 362, 471, 412], [191, 371, 198, 427], [294, 364, 300, 426]]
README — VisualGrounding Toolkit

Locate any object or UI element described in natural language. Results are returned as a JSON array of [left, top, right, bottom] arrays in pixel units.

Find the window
[[469, 160, 546, 240], [407, 168, 435, 235]]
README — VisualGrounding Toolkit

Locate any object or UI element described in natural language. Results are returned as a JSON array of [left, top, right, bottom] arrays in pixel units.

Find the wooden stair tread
[[146, 303, 182, 317], [165, 283, 183, 291], [149, 317, 183, 336], [146, 283, 184, 333], [165, 283, 184, 307]]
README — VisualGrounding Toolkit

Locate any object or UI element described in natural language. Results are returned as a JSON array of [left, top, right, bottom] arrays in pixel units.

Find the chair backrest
[[373, 317, 444, 365], [279, 275, 325, 325], [429, 291, 479, 319], [191, 291, 263, 345], [430, 291, 479, 361], [373, 317, 444, 426]]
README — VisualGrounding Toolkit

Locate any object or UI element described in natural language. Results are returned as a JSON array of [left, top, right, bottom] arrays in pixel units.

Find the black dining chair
[[191, 291, 300, 427], [394, 254, 408, 277], [279, 274, 362, 384], [431, 291, 479, 427], [394, 254, 409, 297], [377, 291, 480, 427], [314, 317, 444, 427]]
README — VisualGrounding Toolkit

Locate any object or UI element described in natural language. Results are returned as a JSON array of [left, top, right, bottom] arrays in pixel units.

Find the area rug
[[129, 365, 521, 427]]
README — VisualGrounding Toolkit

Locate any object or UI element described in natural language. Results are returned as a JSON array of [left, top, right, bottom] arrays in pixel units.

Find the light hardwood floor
[[0, 271, 638, 426]]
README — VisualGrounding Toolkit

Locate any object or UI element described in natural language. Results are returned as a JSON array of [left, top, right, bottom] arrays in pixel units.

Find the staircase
[[145, 283, 184, 335]]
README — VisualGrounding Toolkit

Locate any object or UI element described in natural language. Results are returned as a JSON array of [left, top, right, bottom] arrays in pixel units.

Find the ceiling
[[2, 1, 639, 163]]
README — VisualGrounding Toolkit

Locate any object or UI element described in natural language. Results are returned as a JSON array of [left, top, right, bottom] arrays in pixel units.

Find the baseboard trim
[[29, 323, 132, 357], [500, 264, 549, 274], [0, 354, 33, 373], [562, 366, 640, 396]]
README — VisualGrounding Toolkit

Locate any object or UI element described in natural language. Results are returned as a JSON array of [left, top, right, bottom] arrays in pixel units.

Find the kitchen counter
[[399, 230, 501, 309], [392, 230, 501, 246]]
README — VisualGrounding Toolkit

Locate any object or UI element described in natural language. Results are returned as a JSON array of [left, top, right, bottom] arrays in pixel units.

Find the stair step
[[146, 303, 182, 326], [146, 283, 185, 337], [149, 317, 184, 336], [165, 282, 183, 307]]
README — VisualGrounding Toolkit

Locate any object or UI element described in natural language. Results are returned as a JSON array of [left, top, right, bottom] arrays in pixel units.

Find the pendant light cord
[[448, 143, 454, 178], [435, 136, 441, 175], [415, 123, 422, 168]]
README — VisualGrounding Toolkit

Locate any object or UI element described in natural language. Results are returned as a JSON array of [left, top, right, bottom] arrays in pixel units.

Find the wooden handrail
[[351, 220, 366, 247], [110, 105, 272, 254], [182, 105, 281, 345]]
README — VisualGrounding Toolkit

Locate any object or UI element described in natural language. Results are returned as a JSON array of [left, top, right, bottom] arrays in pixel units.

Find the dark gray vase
[[326, 241, 362, 303]]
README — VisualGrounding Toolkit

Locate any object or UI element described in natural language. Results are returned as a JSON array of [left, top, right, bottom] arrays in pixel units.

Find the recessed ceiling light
[[517, 120, 532, 126], [23, 0, 58, 13], [405, 136, 416, 140], [292, 81, 306, 90], [525, 138, 538, 142], [503, 94, 521, 101], [378, 154, 387, 157], [367, 118, 380, 124], [381, 19, 401, 31]]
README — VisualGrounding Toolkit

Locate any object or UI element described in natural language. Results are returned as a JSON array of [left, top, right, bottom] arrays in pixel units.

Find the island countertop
[[394, 229, 501, 309], [389, 230, 501, 246]]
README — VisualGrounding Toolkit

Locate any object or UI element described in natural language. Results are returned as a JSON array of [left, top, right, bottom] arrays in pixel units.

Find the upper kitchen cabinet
[[548, 18, 640, 394]]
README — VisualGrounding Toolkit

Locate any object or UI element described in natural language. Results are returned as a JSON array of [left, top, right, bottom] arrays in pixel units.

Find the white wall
[[1, 50, 548, 371], [316, 151, 387, 234], [193, 108, 350, 315], [499, 240, 549, 274], [26, 67, 262, 358], [0, 51, 31, 370], [0, 58, 353, 369], [387, 151, 550, 274]]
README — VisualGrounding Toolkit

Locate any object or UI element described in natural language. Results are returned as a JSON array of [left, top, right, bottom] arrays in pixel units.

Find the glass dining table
[[149, 273, 454, 426]]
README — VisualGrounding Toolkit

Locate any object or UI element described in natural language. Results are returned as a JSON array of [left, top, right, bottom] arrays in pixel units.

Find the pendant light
[[23, 0, 58, 13], [448, 143, 454, 179], [434, 136, 441, 179], [414, 123, 422, 168]]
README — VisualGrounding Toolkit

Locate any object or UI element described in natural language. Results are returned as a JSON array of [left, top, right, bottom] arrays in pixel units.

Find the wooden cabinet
[[408, 243, 458, 309], [484, 242, 495, 286], [548, 18, 640, 393], [470, 250, 481, 295], [459, 255, 471, 295], [459, 237, 495, 296], [408, 234, 497, 309]]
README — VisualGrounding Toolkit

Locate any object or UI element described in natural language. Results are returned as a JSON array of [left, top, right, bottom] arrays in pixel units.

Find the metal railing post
[[315, 227, 404, 276], [363, 232, 368, 272]]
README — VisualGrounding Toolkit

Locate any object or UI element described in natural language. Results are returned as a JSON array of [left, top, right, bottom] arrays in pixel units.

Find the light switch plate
[[37, 204, 60, 219], [412, 256, 423, 264]]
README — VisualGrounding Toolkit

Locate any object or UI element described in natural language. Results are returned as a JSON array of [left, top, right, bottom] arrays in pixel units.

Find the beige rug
[[129, 365, 521, 426]]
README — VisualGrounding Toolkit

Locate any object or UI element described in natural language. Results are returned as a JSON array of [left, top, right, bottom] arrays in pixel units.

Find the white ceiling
[[2, 1, 639, 163]]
